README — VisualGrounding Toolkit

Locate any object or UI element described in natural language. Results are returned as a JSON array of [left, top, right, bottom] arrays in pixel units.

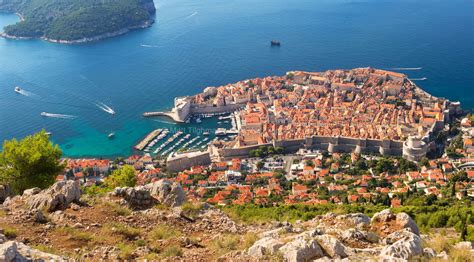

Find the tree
[[104, 165, 136, 189], [256, 161, 265, 170], [0, 130, 64, 194]]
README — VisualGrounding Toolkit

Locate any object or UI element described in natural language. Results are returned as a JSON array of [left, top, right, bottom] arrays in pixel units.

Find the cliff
[[0, 0, 156, 43]]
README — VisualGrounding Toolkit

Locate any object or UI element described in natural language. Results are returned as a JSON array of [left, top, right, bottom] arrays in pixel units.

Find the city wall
[[218, 136, 405, 160]]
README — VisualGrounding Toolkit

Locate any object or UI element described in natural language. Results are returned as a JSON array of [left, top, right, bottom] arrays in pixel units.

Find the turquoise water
[[0, 0, 473, 158]]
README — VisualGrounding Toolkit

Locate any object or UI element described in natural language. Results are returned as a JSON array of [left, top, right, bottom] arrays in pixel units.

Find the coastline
[[0, 17, 154, 44]]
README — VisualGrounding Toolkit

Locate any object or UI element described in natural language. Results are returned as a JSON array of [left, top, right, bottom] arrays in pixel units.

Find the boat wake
[[40, 112, 77, 119], [184, 11, 198, 20], [388, 67, 422, 71], [140, 44, 161, 48], [14, 87, 40, 98], [410, 77, 428, 81], [95, 102, 115, 115]]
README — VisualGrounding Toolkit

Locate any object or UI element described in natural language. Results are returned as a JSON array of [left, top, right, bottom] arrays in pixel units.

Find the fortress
[[147, 68, 461, 161]]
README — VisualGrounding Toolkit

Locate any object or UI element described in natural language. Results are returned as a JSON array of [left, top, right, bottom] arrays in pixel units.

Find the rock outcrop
[[379, 230, 422, 260], [246, 209, 433, 261], [0, 240, 64, 261], [112, 180, 186, 209], [146, 180, 186, 207], [26, 181, 82, 212]]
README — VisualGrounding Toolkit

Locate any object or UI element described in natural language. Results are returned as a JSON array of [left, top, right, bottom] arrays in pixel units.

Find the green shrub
[[0, 130, 64, 194], [104, 165, 136, 189], [3, 226, 17, 239]]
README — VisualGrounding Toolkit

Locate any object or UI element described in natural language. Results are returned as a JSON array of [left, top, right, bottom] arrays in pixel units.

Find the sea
[[0, 0, 473, 158]]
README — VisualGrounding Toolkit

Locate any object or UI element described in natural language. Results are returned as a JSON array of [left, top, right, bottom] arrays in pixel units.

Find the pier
[[134, 129, 162, 151], [143, 111, 186, 123]]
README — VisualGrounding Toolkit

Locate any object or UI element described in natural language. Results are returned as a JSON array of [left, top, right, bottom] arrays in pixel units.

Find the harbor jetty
[[134, 129, 162, 151]]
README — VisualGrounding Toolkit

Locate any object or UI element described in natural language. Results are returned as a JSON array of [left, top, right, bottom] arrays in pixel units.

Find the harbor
[[133, 111, 240, 158]]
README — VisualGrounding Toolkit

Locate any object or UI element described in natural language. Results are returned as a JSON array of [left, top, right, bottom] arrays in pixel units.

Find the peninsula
[[148, 68, 461, 161], [0, 0, 156, 43]]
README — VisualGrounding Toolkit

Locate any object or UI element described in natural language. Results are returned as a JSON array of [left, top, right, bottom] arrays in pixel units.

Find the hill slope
[[0, 0, 156, 43]]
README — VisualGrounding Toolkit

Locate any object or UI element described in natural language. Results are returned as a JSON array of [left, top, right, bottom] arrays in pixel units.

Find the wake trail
[[184, 11, 198, 20], [388, 67, 422, 71], [410, 77, 428, 81], [41, 112, 77, 119]]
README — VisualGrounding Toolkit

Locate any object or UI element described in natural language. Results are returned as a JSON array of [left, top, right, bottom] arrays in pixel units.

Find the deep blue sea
[[0, 0, 473, 158]]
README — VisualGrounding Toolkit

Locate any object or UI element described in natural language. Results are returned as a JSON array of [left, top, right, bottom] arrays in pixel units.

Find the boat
[[203, 131, 210, 136], [45, 132, 52, 136], [40, 112, 48, 117], [215, 128, 226, 136], [108, 132, 115, 139], [196, 118, 202, 123], [14, 86, 21, 93], [270, 40, 281, 46]]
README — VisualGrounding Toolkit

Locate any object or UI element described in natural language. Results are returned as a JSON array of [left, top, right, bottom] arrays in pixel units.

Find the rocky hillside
[[0, 181, 472, 261]]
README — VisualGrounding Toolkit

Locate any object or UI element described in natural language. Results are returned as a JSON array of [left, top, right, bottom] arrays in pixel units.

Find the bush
[[0, 130, 64, 194], [104, 165, 136, 189], [3, 226, 17, 239]]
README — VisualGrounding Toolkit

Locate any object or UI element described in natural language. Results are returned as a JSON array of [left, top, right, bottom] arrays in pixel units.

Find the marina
[[134, 129, 162, 151]]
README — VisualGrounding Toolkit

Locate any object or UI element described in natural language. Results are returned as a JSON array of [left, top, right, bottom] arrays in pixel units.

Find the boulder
[[0, 241, 22, 262], [337, 213, 370, 228], [122, 186, 154, 209], [379, 230, 422, 260], [27, 181, 81, 212], [371, 209, 396, 224], [22, 188, 41, 197], [247, 237, 284, 257], [34, 210, 48, 224], [315, 234, 350, 258], [341, 229, 379, 244], [259, 225, 293, 239], [395, 212, 419, 236], [371, 209, 419, 236], [279, 237, 324, 262], [454, 241, 474, 250], [146, 180, 185, 207], [423, 247, 436, 258], [382, 229, 414, 245]]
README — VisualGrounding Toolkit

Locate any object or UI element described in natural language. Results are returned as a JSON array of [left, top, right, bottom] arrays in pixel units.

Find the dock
[[135, 129, 162, 151], [143, 111, 186, 123]]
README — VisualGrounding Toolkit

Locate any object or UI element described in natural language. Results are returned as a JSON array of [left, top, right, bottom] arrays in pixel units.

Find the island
[[0, 0, 156, 43]]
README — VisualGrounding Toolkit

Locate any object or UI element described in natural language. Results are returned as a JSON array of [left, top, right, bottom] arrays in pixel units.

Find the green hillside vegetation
[[0, 0, 155, 41]]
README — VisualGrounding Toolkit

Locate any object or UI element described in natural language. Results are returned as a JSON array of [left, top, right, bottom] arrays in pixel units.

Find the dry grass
[[425, 234, 455, 253], [103, 202, 132, 216], [105, 222, 142, 240], [211, 234, 241, 255], [55, 226, 94, 243], [181, 202, 203, 220], [160, 245, 183, 258], [449, 247, 474, 262], [149, 224, 181, 241], [242, 232, 259, 249]]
